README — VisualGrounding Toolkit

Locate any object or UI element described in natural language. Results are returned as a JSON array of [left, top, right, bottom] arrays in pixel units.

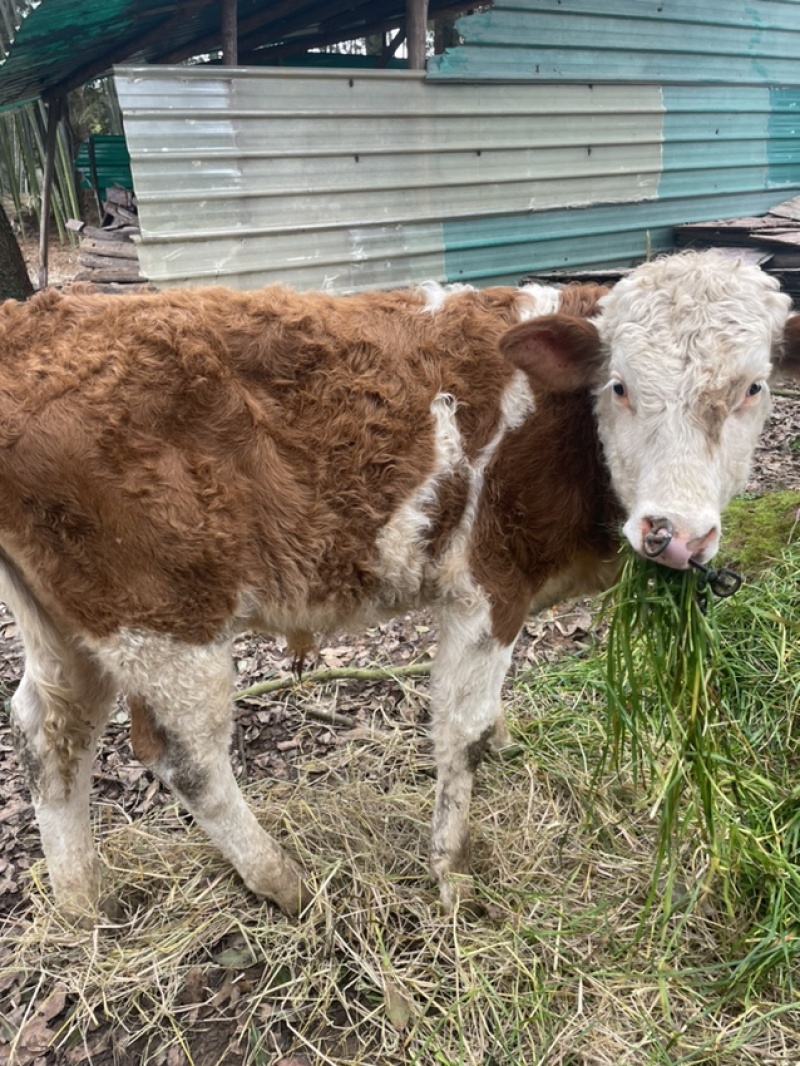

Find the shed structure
[[3, 0, 800, 292], [114, 0, 800, 292]]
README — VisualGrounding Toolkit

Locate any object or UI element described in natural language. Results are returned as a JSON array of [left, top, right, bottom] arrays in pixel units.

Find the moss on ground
[[721, 489, 800, 575]]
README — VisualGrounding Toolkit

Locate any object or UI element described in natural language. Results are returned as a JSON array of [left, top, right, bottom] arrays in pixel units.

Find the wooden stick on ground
[[236, 661, 432, 701]]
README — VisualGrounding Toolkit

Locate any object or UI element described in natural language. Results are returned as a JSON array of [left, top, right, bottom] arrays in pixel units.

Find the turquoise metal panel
[[657, 86, 770, 202], [431, 3, 800, 283], [441, 188, 798, 285], [768, 88, 800, 186], [428, 0, 800, 85]]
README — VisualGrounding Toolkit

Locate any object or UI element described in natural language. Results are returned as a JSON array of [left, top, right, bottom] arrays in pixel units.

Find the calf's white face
[[594, 253, 791, 569]]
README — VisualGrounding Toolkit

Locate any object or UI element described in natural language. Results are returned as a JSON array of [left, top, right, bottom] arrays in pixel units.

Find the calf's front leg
[[429, 601, 518, 910]]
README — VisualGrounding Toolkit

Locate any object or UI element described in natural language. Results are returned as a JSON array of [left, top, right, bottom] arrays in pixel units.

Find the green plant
[[603, 545, 800, 993]]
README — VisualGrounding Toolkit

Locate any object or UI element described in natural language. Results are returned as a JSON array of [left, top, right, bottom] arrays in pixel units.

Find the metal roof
[[0, 0, 473, 110]]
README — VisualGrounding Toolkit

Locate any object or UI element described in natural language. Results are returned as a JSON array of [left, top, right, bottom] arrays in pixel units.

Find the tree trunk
[[0, 200, 34, 301]]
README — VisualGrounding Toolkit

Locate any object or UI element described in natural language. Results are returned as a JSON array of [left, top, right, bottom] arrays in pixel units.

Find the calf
[[5, 251, 798, 921]]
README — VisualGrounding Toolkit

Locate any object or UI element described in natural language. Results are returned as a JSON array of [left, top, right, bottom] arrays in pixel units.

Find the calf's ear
[[780, 313, 800, 380], [499, 314, 604, 394]]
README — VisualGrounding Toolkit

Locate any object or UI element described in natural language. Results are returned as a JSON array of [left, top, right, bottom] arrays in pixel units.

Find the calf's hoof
[[249, 854, 313, 918], [437, 872, 485, 918], [275, 875, 314, 918], [489, 719, 513, 752], [50, 861, 124, 927], [57, 887, 123, 928]]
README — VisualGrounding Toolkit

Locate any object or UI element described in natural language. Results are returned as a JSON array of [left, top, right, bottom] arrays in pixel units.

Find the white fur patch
[[431, 596, 515, 737], [419, 281, 475, 314], [374, 391, 466, 602], [85, 628, 233, 728], [517, 283, 562, 321]]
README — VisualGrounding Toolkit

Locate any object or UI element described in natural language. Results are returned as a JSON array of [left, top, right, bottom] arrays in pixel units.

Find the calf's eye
[[747, 381, 762, 397], [612, 381, 627, 398]]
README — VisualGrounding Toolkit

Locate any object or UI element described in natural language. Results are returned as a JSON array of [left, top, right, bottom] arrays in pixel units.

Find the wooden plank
[[767, 196, 800, 222], [77, 252, 144, 275], [82, 224, 137, 242], [749, 230, 800, 249], [104, 185, 135, 208], [80, 237, 139, 260], [103, 206, 140, 228], [66, 281, 154, 294], [674, 217, 787, 248], [74, 267, 146, 284], [764, 253, 800, 269], [520, 266, 630, 285], [686, 245, 772, 266], [102, 203, 139, 226]]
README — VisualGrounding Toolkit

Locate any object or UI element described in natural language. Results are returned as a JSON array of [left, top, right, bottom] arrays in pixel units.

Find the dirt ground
[[0, 241, 798, 1066]]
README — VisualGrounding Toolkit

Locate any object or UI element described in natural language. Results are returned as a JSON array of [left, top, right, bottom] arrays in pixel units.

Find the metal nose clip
[[689, 559, 743, 599]]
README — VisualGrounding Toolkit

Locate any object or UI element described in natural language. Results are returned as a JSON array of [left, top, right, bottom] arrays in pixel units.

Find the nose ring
[[643, 517, 674, 558]]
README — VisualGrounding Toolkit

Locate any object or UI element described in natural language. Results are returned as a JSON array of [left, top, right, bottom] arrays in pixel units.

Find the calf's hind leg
[[115, 634, 310, 916], [11, 646, 117, 921]]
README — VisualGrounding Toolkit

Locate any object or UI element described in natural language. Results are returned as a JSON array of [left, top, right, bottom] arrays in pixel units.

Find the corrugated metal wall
[[116, 66, 664, 291], [428, 0, 800, 84], [115, 0, 800, 293]]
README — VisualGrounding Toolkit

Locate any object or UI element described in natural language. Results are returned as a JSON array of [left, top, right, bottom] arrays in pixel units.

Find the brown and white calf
[[4, 251, 798, 921]]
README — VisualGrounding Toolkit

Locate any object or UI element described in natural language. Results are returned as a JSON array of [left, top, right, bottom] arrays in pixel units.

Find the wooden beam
[[162, 0, 474, 67], [378, 27, 406, 67], [38, 94, 63, 291], [158, 0, 300, 64], [238, 2, 412, 65], [406, 0, 428, 69], [221, 0, 238, 65]]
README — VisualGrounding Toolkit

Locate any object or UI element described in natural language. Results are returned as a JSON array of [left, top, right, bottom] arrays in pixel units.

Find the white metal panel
[[115, 65, 663, 292]]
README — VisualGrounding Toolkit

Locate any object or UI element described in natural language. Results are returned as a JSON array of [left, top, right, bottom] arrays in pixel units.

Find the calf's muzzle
[[639, 515, 718, 571]]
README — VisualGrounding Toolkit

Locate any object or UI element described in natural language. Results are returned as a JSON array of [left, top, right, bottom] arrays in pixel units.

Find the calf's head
[[501, 252, 795, 569]]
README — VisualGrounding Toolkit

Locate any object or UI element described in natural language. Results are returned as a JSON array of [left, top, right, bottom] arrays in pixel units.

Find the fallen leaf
[[16, 987, 68, 1060], [383, 979, 414, 1030], [213, 943, 256, 969]]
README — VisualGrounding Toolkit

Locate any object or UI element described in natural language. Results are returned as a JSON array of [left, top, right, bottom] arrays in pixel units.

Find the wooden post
[[38, 93, 63, 292], [221, 0, 238, 65], [86, 136, 103, 222], [406, 0, 428, 70]]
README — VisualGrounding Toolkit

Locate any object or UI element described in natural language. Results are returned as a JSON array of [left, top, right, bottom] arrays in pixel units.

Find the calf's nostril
[[642, 515, 674, 558], [687, 526, 718, 558]]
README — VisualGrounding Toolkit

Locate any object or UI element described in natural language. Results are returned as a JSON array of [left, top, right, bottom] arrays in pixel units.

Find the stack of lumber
[[71, 186, 146, 288], [674, 196, 800, 303]]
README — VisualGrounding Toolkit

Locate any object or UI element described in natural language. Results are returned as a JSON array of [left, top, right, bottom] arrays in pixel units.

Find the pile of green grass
[[602, 503, 800, 992]]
